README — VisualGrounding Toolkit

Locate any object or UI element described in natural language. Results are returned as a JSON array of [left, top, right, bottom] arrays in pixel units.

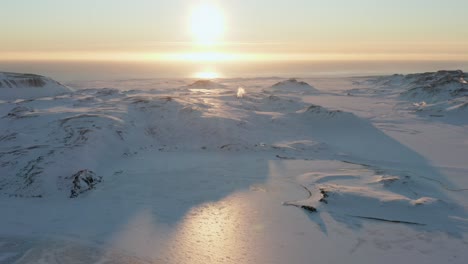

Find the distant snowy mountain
[[0, 72, 73, 100], [187, 79, 226, 88], [266, 78, 318, 94]]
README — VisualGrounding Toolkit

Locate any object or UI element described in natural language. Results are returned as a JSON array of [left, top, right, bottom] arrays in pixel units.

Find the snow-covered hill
[[0, 78, 341, 198], [399, 70, 468, 118], [0, 72, 73, 100], [265, 78, 318, 94]]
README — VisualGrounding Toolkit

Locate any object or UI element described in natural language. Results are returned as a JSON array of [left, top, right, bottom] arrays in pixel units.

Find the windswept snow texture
[[0, 73, 467, 263], [0, 72, 73, 100]]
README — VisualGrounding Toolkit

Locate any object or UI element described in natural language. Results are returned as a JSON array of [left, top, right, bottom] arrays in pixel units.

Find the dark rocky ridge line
[[0, 72, 52, 88]]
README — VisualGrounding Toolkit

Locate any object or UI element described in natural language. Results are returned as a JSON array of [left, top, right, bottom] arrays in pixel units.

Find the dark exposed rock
[[301, 205, 317, 212], [405, 70, 465, 86], [69, 169, 102, 198], [402, 70, 468, 98], [1, 72, 73, 101], [301, 104, 344, 117], [188, 80, 224, 88], [272, 78, 310, 87], [0, 72, 48, 88], [319, 188, 329, 204]]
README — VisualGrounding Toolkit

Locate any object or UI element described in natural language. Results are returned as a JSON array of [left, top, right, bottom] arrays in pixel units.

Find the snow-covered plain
[[0, 71, 467, 263]]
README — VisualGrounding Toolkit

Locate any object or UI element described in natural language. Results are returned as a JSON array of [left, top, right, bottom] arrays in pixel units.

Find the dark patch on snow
[[402, 70, 468, 98], [350, 215, 425, 226], [319, 188, 329, 204], [298, 105, 346, 117], [272, 78, 311, 88], [276, 154, 295, 160], [301, 205, 317, 213], [188, 80, 224, 88], [4, 106, 35, 119], [69, 169, 102, 198], [17, 156, 45, 187], [269, 79, 318, 94]]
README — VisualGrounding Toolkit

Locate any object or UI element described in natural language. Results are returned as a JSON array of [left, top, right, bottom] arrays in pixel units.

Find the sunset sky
[[2, 0, 468, 62]]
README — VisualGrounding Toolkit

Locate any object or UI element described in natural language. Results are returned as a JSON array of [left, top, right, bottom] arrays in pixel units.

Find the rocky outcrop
[[69, 170, 102, 198]]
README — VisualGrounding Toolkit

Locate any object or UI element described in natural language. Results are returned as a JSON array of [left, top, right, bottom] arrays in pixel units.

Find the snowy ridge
[[400, 70, 468, 118], [400, 70, 468, 106], [348, 70, 468, 122]]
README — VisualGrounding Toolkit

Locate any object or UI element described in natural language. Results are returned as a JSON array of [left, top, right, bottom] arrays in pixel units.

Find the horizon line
[[2, 51, 468, 63]]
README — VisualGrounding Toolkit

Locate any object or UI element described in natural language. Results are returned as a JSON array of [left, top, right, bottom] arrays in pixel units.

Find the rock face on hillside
[[397, 71, 468, 118], [400, 70, 468, 101], [353, 70, 468, 121], [0, 72, 73, 100], [0, 73, 47, 88]]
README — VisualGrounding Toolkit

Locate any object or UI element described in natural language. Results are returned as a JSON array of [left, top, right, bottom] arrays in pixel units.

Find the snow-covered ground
[[0, 71, 467, 263]]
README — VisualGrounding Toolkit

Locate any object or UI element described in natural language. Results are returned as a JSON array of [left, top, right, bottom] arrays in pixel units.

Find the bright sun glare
[[191, 3, 225, 45], [194, 71, 219, 79]]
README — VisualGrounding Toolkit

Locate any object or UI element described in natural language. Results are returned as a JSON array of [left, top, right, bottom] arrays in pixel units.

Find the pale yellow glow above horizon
[[2, 1, 468, 64], [190, 3, 225, 46], [2, 51, 468, 62]]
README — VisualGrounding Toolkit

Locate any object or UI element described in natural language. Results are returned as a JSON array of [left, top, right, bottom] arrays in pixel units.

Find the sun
[[194, 71, 220, 79], [190, 3, 225, 45]]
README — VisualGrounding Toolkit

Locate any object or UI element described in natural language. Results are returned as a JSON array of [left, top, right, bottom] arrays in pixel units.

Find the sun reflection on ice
[[166, 195, 261, 264]]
